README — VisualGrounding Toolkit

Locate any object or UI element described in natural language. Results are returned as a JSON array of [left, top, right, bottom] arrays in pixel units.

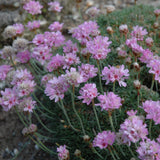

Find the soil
[[0, 0, 160, 160]]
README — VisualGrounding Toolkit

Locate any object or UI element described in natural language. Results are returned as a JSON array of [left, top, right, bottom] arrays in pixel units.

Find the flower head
[[57, 145, 69, 160], [102, 65, 129, 87], [48, 1, 63, 12], [131, 26, 148, 41], [96, 92, 122, 111], [49, 22, 63, 32], [78, 83, 98, 105], [0, 65, 12, 80], [23, 0, 43, 15], [13, 23, 24, 35], [86, 36, 112, 60], [93, 131, 116, 149], [26, 20, 40, 31]]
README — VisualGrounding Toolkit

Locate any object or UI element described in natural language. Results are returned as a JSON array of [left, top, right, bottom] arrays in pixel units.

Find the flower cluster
[[102, 65, 129, 87], [142, 100, 160, 125], [70, 21, 100, 45], [137, 138, 160, 160], [78, 83, 98, 105], [26, 21, 40, 31], [117, 110, 148, 146], [48, 1, 63, 12], [49, 22, 63, 32], [96, 92, 122, 111], [86, 36, 112, 60], [93, 131, 116, 149], [57, 145, 69, 160], [23, 0, 43, 15], [0, 65, 12, 80]]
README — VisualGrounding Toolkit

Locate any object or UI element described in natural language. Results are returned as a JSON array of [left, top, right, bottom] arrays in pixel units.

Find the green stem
[[33, 110, 56, 133], [72, 86, 86, 135], [97, 60, 103, 93], [108, 146, 117, 160], [127, 146, 137, 159], [137, 90, 140, 108], [109, 113, 116, 132], [10, 55, 16, 70], [15, 107, 28, 127], [91, 147, 103, 159], [150, 76, 155, 91], [92, 100, 101, 132], [113, 81, 115, 93], [59, 99, 79, 132], [32, 93, 55, 115], [149, 119, 152, 139]]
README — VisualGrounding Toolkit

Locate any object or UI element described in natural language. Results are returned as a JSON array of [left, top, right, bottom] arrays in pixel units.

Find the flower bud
[[133, 62, 140, 71], [83, 135, 90, 142], [134, 80, 141, 90], [106, 26, 113, 34], [86, 0, 94, 7], [22, 127, 29, 136], [74, 149, 81, 157], [28, 124, 37, 134], [145, 37, 153, 47], [121, 98, 125, 104], [154, 9, 160, 17], [153, 22, 159, 29], [125, 57, 132, 65], [119, 24, 128, 34], [106, 5, 115, 14]]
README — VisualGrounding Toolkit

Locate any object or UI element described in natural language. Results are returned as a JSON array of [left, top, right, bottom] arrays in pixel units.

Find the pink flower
[[154, 9, 160, 17], [147, 57, 160, 83], [126, 37, 137, 48], [93, 131, 116, 149], [16, 50, 31, 63], [96, 92, 122, 111], [145, 37, 153, 47], [48, 1, 63, 12], [23, 0, 43, 15], [86, 36, 112, 60], [32, 34, 44, 46], [117, 49, 127, 58], [47, 54, 64, 72], [45, 76, 69, 102], [102, 65, 129, 87], [118, 113, 148, 146], [63, 40, 78, 54], [137, 138, 160, 160], [78, 83, 98, 105], [57, 145, 69, 160], [41, 74, 54, 86], [142, 100, 160, 125], [131, 25, 148, 41], [85, 6, 100, 17], [70, 21, 100, 45], [78, 63, 98, 82], [63, 53, 80, 69], [0, 88, 18, 111], [13, 23, 24, 35], [19, 97, 36, 112], [16, 80, 36, 97], [130, 42, 144, 57], [11, 68, 33, 85], [49, 22, 63, 32], [0, 65, 12, 80], [64, 68, 83, 87], [26, 20, 40, 31], [32, 45, 52, 65], [139, 49, 153, 64]]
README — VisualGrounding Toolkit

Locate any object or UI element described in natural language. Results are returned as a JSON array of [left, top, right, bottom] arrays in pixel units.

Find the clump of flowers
[[48, 1, 63, 12], [26, 21, 40, 31], [136, 138, 160, 160], [0, 65, 12, 80], [49, 22, 63, 32], [16, 50, 31, 63], [57, 145, 69, 160], [117, 110, 148, 146], [78, 83, 98, 105], [96, 92, 122, 111], [93, 131, 116, 149], [142, 100, 160, 125], [70, 21, 100, 45], [86, 36, 112, 60], [45, 76, 69, 102], [78, 63, 98, 82], [102, 65, 129, 87], [13, 23, 24, 35], [131, 25, 148, 41], [23, 0, 43, 15]]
